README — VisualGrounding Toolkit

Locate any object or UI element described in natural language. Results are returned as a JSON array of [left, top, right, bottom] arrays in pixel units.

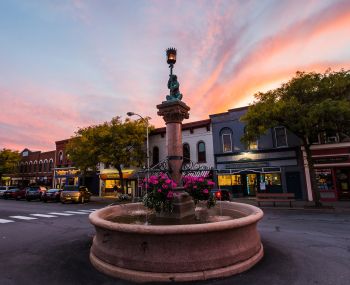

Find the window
[[220, 128, 233, 153], [39, 161, 43, 172], [274, 127, 288, 148], [44, 160, 48, 172], [59, 151, 63, 164], [49, 160, 53, 171], [248, 140, 258, 150], [183, 143, 190, 164], [261, 173, 281, 186], [152, 146, 159, 165], [29, 162, 32, 173], [33, 161, 37, 172], [197, 141, 206, 163]]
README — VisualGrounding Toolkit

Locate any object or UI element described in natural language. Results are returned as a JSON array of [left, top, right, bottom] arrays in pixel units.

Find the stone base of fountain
[[89, 202, 264, 283], [157, 189, 195, 220]]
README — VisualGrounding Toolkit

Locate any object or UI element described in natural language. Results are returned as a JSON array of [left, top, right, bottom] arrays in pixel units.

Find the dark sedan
[[25, 186, 47, 201], [42, 189, 62, 202], [3, 188, 26, 200]]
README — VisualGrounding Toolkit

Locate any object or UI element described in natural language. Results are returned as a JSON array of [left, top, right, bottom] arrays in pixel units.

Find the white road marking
[[64, 211, 89, 215], [77, 210, 95, 213], [10, 216, 37, 220], [48, 212, 74, 216], [30, 214, 57, 218], [0, 218, 14, 224]]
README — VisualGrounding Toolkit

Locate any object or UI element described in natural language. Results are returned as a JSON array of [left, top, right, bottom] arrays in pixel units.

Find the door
[[245, 174, 257, 196], [286, 172, 302, 199]]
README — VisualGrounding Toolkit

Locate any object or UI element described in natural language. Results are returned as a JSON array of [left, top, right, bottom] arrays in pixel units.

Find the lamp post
[[127, 112, 150, 197]]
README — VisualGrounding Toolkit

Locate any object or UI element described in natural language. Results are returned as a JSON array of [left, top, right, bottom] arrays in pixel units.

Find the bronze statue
[[166, 74, 183, 101]]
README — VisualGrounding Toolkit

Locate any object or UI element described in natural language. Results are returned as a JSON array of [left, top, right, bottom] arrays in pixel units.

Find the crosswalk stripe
[[10, 216, 37, 220], [77, 210, 95, 213], [64, 211, 89, 215], [30, 214, 57, 218], [0, 218, 14, 223], [48, 212, 73, 216]]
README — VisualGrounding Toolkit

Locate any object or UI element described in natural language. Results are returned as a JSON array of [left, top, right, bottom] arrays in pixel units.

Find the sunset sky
[[1, 0, 350, 151]]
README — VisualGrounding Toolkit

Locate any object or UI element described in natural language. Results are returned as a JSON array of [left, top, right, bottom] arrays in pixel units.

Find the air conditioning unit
[[327, 136, 338, 143]]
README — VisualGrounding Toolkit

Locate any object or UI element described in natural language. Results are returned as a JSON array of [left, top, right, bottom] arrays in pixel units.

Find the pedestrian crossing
[[0, 209, 98, 224]]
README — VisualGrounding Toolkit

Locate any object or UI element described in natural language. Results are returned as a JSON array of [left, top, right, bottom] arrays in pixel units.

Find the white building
[[149, 119, 214, 168]]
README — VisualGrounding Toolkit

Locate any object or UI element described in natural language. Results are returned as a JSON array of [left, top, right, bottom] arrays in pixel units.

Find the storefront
[[53, 167, 81, 189], [99, 168, 137, 197], [215, 148, 306, 199], [312, 143, 350, 201]]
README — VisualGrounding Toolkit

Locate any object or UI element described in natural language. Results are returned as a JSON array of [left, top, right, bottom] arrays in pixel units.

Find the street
[[0, 199, 349, 285]]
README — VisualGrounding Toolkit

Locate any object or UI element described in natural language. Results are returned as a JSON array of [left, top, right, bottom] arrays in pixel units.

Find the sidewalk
[[90, 196, 350, 212], [232, 197, 350, 212]]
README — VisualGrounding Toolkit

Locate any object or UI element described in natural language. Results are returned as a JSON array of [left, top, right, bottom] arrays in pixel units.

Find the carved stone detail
[[157, 100, 190, 124]]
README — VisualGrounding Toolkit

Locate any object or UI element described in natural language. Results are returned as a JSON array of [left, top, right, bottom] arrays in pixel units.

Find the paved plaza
[[0, 199, 349, 285]]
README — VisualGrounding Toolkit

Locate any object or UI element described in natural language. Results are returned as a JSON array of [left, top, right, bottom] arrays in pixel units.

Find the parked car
[[3, 188, 27, 200], [60, 185, 91, 204], [0, 186, 17, 198], [210, 189, 232, 201], [25, 186, 47, 201], [42, 188, 62, 202]]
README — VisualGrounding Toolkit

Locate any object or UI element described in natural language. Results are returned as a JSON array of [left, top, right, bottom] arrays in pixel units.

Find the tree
[[65, 125, 101, 185], [66, 116, 151, 192], [0, 148, 21, 182], [241, 69, 350, 207]]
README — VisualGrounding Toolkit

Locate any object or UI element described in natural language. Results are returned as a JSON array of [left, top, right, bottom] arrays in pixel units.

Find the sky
[[1, 0, 350, 152]]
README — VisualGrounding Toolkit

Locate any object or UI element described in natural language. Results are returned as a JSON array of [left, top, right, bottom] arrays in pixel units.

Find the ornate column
[[157, 100, 190, 185]]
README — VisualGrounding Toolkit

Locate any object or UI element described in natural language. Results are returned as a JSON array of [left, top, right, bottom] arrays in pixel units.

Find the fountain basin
[[89, 202, 264, 283]]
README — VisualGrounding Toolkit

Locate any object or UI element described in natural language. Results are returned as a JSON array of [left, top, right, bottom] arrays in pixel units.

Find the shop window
[[248, 140, 258, 150], [261, 173, 281, 186], [220, 128, 233, 153], [183, 143, 190, 164], [152, 146, 159, 165], [274, 127, 288, 148], [218, 175, 232, 186], [315, 169, 333, 191], [197, 141, 206, 163]]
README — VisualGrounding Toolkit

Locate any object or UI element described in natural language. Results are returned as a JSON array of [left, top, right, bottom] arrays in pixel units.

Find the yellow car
[[60, 185, 91, 204]]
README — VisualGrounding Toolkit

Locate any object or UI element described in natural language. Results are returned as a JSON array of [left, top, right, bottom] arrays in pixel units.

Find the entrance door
[[286, 172, 302, 199], [244, 174, 257, 196]]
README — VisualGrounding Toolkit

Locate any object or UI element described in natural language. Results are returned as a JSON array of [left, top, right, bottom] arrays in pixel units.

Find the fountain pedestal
[[157, 100, 194, 219]]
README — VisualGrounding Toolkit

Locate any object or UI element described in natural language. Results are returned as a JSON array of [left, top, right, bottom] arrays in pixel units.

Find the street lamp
[[166, 47, 177, 75], [127, 112, 150, 197]]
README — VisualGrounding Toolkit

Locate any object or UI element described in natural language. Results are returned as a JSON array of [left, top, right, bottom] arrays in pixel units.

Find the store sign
[[225, 161, 269, 169], [56, 169, 80, 176], [313, 156, 349, 164]]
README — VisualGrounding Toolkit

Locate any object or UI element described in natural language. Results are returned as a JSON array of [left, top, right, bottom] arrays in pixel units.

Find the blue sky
[[1, 0, 350, 151]]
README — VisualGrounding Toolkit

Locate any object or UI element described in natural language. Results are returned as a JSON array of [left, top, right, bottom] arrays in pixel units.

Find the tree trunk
[[116, 164, 124, 193], [303, 143, 322, 207]]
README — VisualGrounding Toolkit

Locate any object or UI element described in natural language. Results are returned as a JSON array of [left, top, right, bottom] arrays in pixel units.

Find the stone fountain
[[89, 48, 264, 283]]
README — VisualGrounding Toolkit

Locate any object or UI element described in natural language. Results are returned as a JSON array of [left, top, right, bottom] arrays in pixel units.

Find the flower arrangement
[[183, 176, 216, 208], [142, 174, 177, 213]]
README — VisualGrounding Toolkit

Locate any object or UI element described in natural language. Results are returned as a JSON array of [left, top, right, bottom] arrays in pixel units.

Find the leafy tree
[[67, 116, 151, 192], [241, 69, 350, 207], [65, 125, 101, 185], [0, 148, 21, 181]]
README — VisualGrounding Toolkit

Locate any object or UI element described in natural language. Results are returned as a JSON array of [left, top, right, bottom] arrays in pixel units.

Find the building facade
[[9, 148, 55, 187], [210, 107, 307, 199], [149, 119, 214, 168]]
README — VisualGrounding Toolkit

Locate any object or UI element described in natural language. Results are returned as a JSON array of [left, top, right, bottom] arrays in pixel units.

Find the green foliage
[[0, 148, 20, 176], [241, 69, 350, 144], [66, 116, 151, 190]]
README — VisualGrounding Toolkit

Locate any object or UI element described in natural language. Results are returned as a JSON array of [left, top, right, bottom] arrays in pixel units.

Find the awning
[[100, 169, 136, 180]]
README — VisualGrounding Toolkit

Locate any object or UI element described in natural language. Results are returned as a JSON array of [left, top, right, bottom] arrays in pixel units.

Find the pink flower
[[198, 177, 204, 182], [172, 182, 177, 188], [193, 185, 197, 189], [162, 184, 168, 189], [203, 189, 209, 194], [167, 191, 174, 199], [157, 189, 162, 193], [165, 179, 171, 184]]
